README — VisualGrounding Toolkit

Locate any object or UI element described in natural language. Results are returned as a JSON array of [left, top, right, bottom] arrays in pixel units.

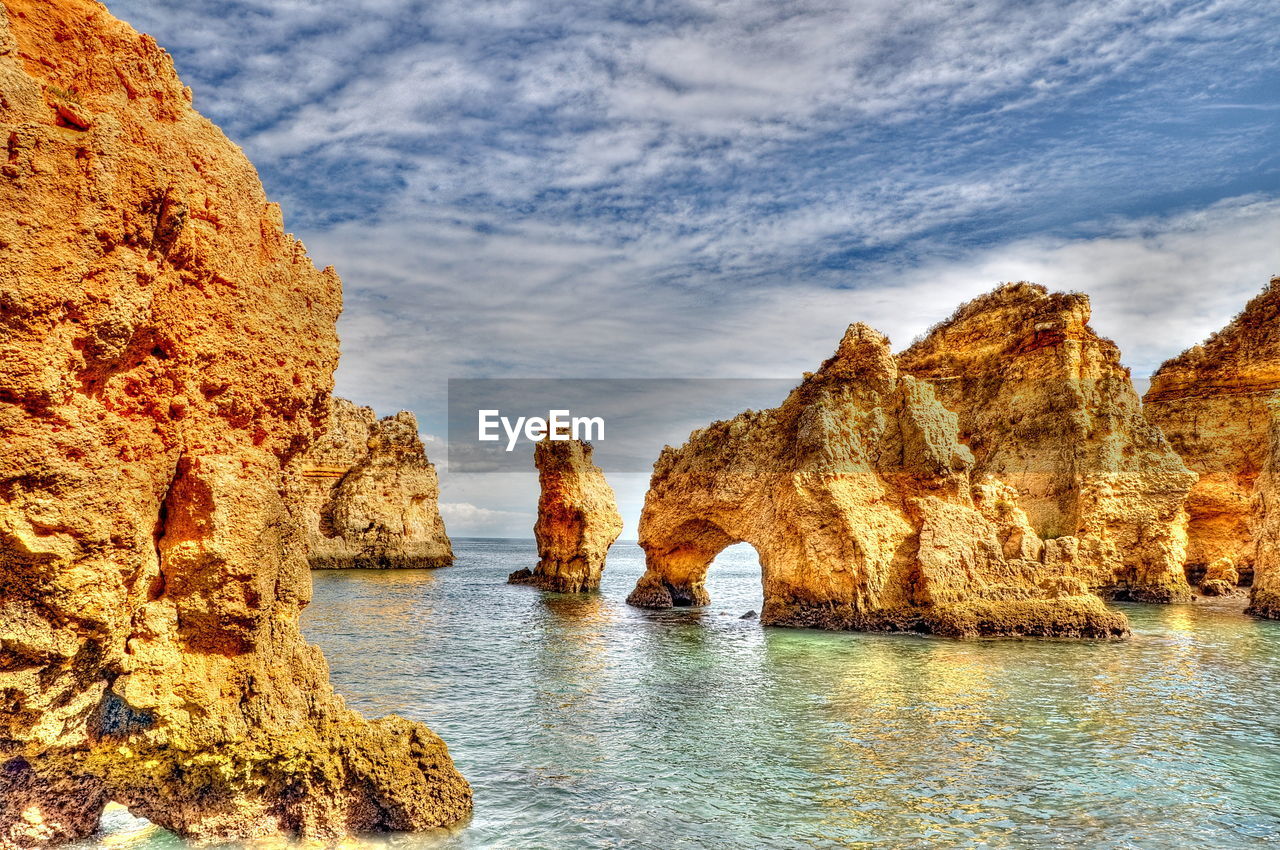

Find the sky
[[106, 0, 1280, 537]]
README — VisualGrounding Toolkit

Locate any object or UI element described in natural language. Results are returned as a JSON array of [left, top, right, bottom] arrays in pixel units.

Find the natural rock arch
[[627, 324, 1128, 639]]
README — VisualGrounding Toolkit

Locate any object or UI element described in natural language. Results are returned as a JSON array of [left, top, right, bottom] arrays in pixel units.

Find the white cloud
[[437, 501, 532, 538]]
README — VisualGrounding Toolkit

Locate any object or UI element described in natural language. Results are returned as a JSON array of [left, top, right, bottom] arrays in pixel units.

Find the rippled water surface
[[100, 539, 1280, 848]]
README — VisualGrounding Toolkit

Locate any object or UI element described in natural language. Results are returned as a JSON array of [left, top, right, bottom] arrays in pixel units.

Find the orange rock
[[0, 1, 469, 845], [298, 398, 453, 569], [1249, 400, 1280, 617], [626, 323, 1129, 639], [510, 439, 623, 592], [1145, 276, 1280, 602], [899, 283, 1196, 602]]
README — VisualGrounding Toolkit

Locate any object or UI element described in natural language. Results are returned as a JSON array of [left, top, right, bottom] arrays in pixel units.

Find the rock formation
[[1144, 277, 1280, 601], [898, 283, 1196, 602], [297, 398, 452, 569], [1248, 402, 1280, 617], [1199, 557, 1240, 597], [627, 323, 1129, 639], [0, 2, 470, 846], [509, 439, 623, 592]]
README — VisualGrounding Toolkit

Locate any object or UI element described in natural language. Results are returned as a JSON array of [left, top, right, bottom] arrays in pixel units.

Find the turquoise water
[[97, 538, 1280, 848]]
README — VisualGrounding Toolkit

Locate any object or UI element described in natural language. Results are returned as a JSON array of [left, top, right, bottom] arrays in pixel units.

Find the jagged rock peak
[[0, 1, 470, 845], [509, 439, 623, 593], [1148, 275, 1280, 387], [899, 282, 1195, 603], [297, 397, 453, 569]]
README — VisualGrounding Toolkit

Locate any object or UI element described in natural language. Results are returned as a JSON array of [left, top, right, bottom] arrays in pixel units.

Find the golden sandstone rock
[[1144, 277, 1280, 608], [0, 1, 469, 846], [1248, 400, 1280, 617], [509, 439, 623, 592], [1199, 556, 1240, 597], [899, 283, 1196, 602], [626, 323, 1129, 639], [298, 398, 453, 569]]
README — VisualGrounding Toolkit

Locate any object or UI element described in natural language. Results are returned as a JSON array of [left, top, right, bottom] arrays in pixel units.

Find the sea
[[90, 538, 1280, 849]]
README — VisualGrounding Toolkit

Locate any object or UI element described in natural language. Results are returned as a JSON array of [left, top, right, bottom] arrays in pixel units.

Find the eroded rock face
[[298, 398, 452, 569], [0, 2, 470, 846], [627, 323, 1128, 639], [509, 440, 623, 592], [1144, 277, 1280, 597], [898, 283, 1196, 602], [1248, 402, 1280, 617]]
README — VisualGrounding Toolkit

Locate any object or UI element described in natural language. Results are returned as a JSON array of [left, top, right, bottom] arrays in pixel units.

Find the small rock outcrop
[[297, 398, 452, 569], [898, 283, 1197, 602], [627, 323, 1128, 639], [509, 440, 623, 592], [1144, 277, 1280, 600], [1199, 557, 1240, 597], [0, 2, 469, 846]]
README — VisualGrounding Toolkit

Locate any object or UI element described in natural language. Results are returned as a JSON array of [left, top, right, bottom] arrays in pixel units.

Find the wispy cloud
[[437, 500, 533, 538]]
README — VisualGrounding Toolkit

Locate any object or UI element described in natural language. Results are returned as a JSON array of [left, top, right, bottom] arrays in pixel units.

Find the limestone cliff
[[1144, 277, 1280, 596], [627, 323, 1128, 639], [898, 283, 1196, 602], [0, 2, 470, 846], [298, 398, 452, 569], [509, 440, 623, 592], [1247, 401, 1280, 617]]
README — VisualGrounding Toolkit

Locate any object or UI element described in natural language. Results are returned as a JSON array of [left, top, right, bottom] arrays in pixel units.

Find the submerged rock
[[297, 398, 452, 569], [0, 2, 470, 845], [510, 440, 623, 592], [627, 323, 1128, 639], [1145, 277, 1280, 605], [899, 283, 1196, 602]]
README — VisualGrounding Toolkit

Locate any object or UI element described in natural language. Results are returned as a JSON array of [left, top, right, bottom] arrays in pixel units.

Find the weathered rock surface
[[898, 283, 1196, 602], [627, 323, 1128, 639], [298, 398, 452, 569], [509, 440, 623, 592], [1248, 401, 1280, 617], [1144, 276, 1280, 599], [0, 2, 470, 846], [1199, 556, 1240, 597]]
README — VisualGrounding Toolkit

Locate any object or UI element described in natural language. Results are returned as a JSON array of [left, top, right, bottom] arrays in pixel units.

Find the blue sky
[[108, 0, 1280, 536]]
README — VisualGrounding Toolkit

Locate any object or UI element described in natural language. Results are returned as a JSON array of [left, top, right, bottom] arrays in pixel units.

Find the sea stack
[[297, 398, 453, 569], [1144, 277, 1280, 606], [509, 439, 623, 592], [0, 1, 470, 845], [627, 323, 1129, 639], [898, 283, 1197, 602]]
